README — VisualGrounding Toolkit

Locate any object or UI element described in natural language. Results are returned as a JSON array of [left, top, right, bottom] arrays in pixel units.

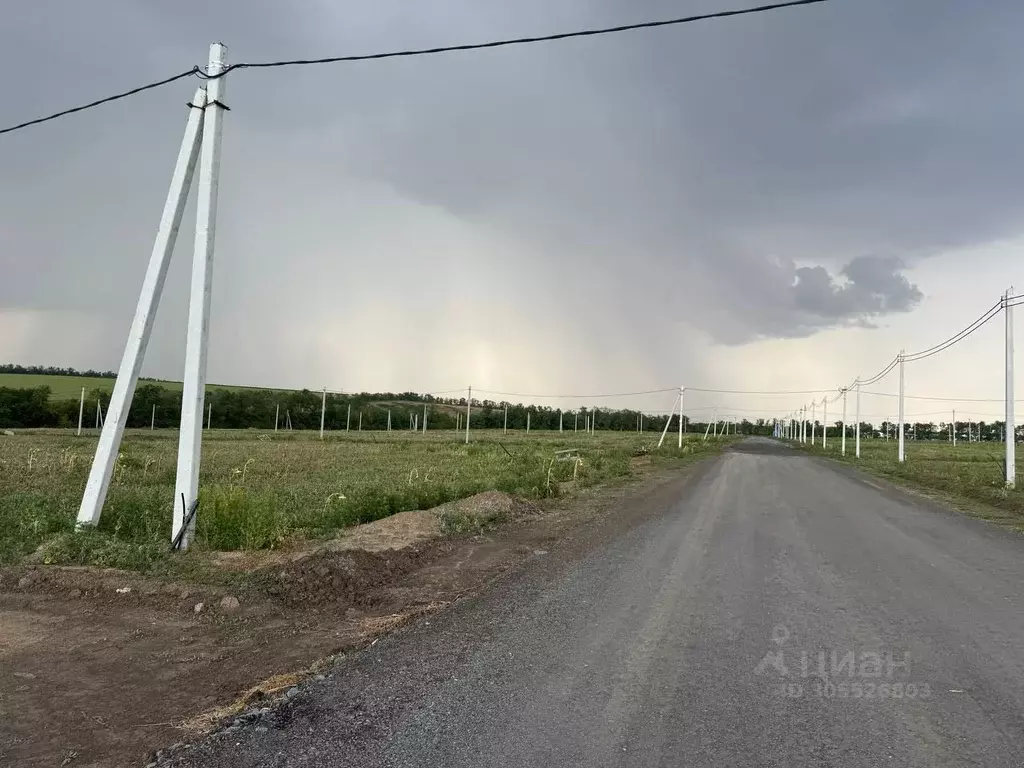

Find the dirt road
[[162, 439, 1024, 767]]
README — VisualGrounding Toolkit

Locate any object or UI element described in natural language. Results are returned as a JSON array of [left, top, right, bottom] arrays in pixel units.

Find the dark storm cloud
[[793, 255, 923, 322], [1, 0, 1023, 387]]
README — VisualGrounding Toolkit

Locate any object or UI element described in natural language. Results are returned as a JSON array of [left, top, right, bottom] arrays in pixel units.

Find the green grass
[[794, 437, 1024, 528], [0, 428, 723, 570], [0, 373, 289, 401]]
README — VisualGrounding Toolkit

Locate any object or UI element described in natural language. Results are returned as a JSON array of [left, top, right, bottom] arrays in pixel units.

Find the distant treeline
[[0, 382, 785, 435], [1, 363, 119, 379]]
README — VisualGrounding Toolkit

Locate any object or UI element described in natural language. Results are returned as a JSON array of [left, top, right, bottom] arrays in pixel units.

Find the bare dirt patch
[[0, 477, 696, 767]]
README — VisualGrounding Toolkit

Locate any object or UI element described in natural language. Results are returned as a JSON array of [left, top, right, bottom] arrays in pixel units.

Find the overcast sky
[[2, 0, 1023, 423]]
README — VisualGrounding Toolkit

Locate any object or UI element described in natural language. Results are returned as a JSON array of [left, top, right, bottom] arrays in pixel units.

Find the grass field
[[795, 437, 1024, 529], [0, 428, 721, 570], [0, 373, 285, 400]]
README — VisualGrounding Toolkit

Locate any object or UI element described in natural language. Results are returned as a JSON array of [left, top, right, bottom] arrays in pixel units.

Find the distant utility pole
[[678, 387, 685, 448], [1006, 287, 1016, 487], [898, 351, 906, 463], [527, 411, 531, 433], [320, 388, 327, 439], [77, 388, 85, 436], [855, 379, 861, 459], [346, 403, 351, 432], [422, 404, 428, 434], [841, 387, 847, 457], [811, 401, 816, 445], [823, 399, 828, 449], [503, 404, 508, 434], [275, 403, 280, 432], [151, 404, 156, 431], [465, 385, 472, 445]]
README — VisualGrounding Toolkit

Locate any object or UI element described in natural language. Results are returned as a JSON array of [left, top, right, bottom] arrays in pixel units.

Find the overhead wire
[[1, 0, 827, 136], [474, 388, 676, 399], [902, 299, 1002, 362], [0, 68, 200, 136], [207, 0, 827, 77]]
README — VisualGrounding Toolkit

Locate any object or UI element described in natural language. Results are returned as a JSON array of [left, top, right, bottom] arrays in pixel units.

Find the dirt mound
[[249, 492, 539, 608], [252, 546, 442, 609]]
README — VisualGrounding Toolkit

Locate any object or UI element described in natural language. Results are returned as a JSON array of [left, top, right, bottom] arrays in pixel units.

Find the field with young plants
[[796, 437, 1024, 527], [0, 428, 718, 569]]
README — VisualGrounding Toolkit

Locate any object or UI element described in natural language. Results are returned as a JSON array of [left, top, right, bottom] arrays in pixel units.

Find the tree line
[[1, 380, 1014, 441], [0, 383, 784, 435]]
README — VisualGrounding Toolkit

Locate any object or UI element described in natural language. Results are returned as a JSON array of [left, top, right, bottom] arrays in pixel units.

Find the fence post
[[898, 351, 906, 463], [1006, 288, 1015, 487]]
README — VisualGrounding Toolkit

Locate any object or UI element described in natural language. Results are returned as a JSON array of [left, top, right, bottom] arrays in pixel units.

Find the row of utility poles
[[776, 288, 1017, 488]]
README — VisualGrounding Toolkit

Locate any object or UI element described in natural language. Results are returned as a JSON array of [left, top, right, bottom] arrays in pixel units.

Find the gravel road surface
[[165, 439, 1024, 767]]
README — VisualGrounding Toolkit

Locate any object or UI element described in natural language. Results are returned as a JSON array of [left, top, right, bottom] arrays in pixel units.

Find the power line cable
[[0, 68, 199, 136], [686, 387, 834, 395], [475, 388, 676, 399], [210, 0, 827, 77], [1, 0, 827, 136], [903, 300, 1002, 362]]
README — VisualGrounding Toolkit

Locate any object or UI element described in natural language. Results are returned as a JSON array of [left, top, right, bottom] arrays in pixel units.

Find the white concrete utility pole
[[855, 379, 861, 459], [77, 387, 85, 436], [841, 388, 847, 456], [658, 391, 681, 448], [823, 399, 828, 450], [1006, 288, 1016, 487], [319, 388, 327, 439], [465, 386, 472, 444], [422, 404, 427, 434], [77, 82, 210, 531], [811, 401, 816, 446], [898, 350, 906, 463], [172, 44, 229, 549], [678, 387, 685, 448], [504, 404, 508, 434], [952, 409, 956, 447]]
